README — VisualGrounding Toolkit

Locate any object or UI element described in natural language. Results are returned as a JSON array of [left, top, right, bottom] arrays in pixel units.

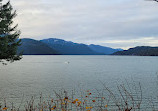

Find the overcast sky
[[3, 0, 158, 49]]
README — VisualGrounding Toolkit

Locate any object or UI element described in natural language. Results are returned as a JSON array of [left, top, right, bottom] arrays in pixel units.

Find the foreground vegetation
[[1, 82, 157, 111]]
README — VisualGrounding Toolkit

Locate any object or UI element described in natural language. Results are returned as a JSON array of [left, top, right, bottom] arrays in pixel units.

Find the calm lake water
[[0, 55, 158, 109]]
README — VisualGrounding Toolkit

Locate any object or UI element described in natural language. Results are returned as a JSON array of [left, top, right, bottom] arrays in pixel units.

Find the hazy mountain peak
[[88, 44, 123, 55]]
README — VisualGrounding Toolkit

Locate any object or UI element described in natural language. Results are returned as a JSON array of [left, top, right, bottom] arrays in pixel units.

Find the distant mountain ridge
[[113, 46, 158, 56], [88, 44, 123, 55], [40, 38, 100, 55], [18, 38, 123, 55], [18, 38, 58, 55]]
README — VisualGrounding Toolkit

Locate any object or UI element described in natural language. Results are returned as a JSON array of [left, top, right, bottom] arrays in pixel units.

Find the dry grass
[[0, 82, 147, 111]]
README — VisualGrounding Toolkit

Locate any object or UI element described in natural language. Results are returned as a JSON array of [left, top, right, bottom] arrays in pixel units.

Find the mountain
[[88, 44, 123, 55], [113, 46, 158, 56], [17, 38, 124, 55], [18, 38, 58, 55], [40, 38, 101, 55]]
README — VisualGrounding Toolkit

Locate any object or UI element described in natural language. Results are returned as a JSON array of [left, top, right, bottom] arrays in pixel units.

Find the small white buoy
[[65, 61, 70, 64]]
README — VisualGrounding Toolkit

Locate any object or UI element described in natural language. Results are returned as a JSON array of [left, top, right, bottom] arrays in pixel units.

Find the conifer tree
[[0, 0, 22, 64]]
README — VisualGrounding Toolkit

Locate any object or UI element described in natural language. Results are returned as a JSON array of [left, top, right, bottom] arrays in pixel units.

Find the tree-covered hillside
[[113, 46, 158, 56]]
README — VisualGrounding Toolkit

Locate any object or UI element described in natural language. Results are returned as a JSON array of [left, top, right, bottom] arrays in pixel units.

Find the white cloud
[[2, 0, 158, 49]]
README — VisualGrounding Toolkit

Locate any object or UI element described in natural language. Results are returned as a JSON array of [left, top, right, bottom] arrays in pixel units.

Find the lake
[[0, 55, 158, 109]]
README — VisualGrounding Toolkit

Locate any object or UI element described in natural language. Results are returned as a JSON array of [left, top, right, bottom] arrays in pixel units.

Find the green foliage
[[0, 0, 22, 64]]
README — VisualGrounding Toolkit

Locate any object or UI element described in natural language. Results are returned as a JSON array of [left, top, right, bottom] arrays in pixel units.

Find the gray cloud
[[3, 0, 158, 49]]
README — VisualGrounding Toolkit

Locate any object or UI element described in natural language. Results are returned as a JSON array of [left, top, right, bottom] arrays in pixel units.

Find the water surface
[[0, 55, 158, 108]]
